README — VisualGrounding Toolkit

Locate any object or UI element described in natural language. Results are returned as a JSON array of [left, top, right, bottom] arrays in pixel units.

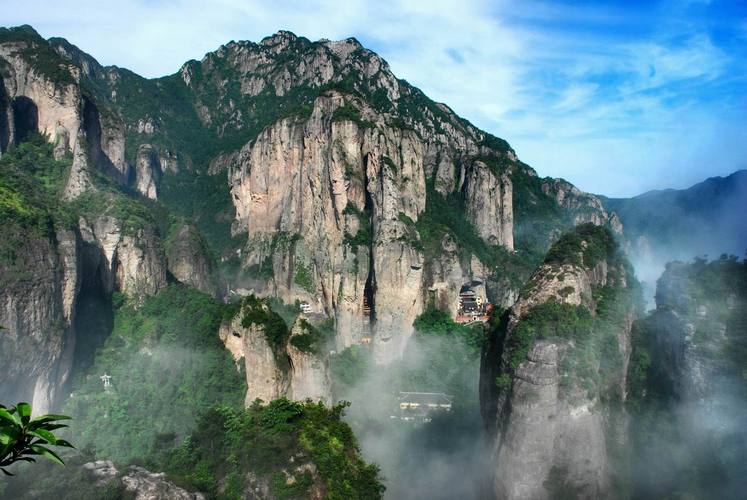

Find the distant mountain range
[[601, 169, 747, 260]]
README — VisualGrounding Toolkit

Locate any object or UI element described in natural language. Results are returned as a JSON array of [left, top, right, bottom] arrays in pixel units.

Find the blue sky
[[3, 0, 746, 196]]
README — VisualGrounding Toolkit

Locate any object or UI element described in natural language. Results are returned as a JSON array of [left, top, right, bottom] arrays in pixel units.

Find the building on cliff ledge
[[456, 284, 492, 323]]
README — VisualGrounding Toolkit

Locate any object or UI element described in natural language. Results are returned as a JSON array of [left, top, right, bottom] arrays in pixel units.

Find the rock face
[[0, 230, 77, 414], [480, 226, 637, 500], [166, 223, 219, 296], [121, 466, 204, 500], [82, 460, 205, 500], [0, 25, 623, 409], [628, 258, 747, 498], [115, 228, 169, 300], [215, 33, 619, 363], [493, 341, 609, 500], [221, 306, 290, 404], [135, 144, 161, 199], [644, 260, 743, 402], [287, 318, 332, 403], [78, 214, 168, 300], [542, 178, 622, 234], [62, 128, 94, 200], [0, 36, 82, 152], [0, 209, 171, 411], [462, 160, 514, 249], [227, 91, 519, 362], [228, 94, 424, 362], [219, 301, 332, 405]]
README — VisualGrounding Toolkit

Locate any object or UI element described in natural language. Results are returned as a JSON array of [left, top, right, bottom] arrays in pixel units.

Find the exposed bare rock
[[166, 223, 219, 296], [135, 144, 161, 200], [0, 40, 82, 151], [0, 229, 79, 414], [461, 160, 514, 249], [219, 305, 332, 405], [228, 94, 431, 362], [287, 317, 332, 403], [220, 306, 290, 405], [510, 263, 593, 322], [542, 178, 622, 234], [0, 200, 170, 409], [122, 466, 205, 500], [63, 129, 94, 200], [492, 339, 611, 500], [481, 226, 637, 499], [647, 261, 738, 401], [77, 213, 168, 301], [52, 122, 69, 159], [114, 227, 169, 300], [98, 111, 129, 182], [82, 461, 205, 500], [82, 460, 119, 486]]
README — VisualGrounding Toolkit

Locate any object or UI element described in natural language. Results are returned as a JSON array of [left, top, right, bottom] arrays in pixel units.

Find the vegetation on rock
[[162, 399, 384, 499], [63, 285, 245, 463], [627, 255, 747, 498]]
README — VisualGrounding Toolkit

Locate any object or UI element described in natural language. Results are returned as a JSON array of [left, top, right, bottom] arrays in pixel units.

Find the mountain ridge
[[0, 21, 618, 406]]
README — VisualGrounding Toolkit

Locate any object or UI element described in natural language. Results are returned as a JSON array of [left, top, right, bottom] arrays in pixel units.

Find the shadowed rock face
[[0, 213, 170, 412], [165, 224, 219, 297], [645, 260, 744, 403], [11, 95, 38, 143], [0, 230, 74, 414], [621, 257, 747, 499]]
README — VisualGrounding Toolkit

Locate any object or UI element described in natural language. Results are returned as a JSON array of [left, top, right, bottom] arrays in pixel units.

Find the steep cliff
[[627, 257, 747, 499], [0, 129, 170, 412], [0, 227, 76, 414], [220, 296, 332, 405], [165, 222, 220, 296], [480, 224, 640, 499], [41, 27, 617, 361], [0, 26, 82, 154], [1, 22, 622, 411]]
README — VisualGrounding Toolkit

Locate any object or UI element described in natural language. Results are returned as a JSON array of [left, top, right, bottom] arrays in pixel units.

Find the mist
[[627, 255, 747, 499], [331, 328, 491, 499], [606, 169, 747, 308], [633, 380, 747, 498]]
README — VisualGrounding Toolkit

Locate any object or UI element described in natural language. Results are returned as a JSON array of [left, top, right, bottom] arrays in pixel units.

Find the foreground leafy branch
[[0, 402, 74, 475]]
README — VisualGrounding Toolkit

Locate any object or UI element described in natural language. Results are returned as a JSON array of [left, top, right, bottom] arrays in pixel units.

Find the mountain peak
[[260, 30, 300, 46], [0, 24, 44, 45]]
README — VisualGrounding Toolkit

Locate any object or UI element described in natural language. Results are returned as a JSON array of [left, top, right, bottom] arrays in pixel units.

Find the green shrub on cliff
[[413, 304, 486, 352], [506, 300, 593, 370], [0, 133, 71, 232], [162, 399, 384, 499], [241, 294, 291, 355], [544, 222, 617, 268]]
